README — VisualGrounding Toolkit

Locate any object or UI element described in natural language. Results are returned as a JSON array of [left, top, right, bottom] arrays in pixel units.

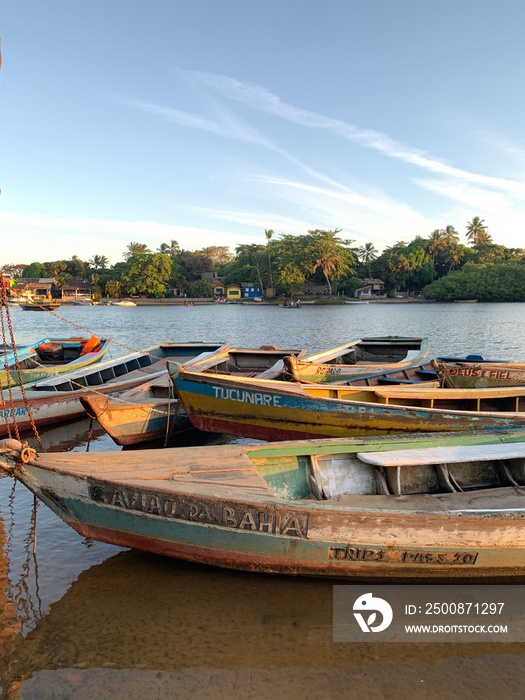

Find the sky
[[2, 1, 525, 267]]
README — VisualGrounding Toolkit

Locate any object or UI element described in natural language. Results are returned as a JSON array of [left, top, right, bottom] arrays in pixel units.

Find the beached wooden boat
[[283, 337, 429, 383], [433, 357, 525, 389], [82, 344, 306, 446], [0, 343, 225, 437], [169, 364, 525, 441], [0, 335, 110, 388], [79, 342, 229, 446], [1, 428, 525, 578]]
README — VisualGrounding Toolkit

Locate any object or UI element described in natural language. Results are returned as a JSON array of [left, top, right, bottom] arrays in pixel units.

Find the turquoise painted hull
[[2, 432, 525, 580], [172, 369, 525, 441], [1, 336, 111, 388]]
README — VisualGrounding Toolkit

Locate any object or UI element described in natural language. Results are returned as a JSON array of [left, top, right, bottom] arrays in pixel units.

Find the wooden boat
[[333, 361, 440, 387], [18, 298, 61, 311], [432, 357, 525, 389], [283, 337, 429, 383], [330, 354, 509, 388], [1, 427, 525, 579], [81, 344, 305, 446], [79, 342, 229, 446], [0, 335, 110, 388], [169, 364, 525, 441], [0, 343, 225, 437], [185, 344, 307, 378]]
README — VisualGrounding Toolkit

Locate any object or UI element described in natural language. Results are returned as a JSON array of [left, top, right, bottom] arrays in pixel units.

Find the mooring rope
[[1, 276, 44, 449], [0, 276, 201, 453], [44, 306, 165, 359]]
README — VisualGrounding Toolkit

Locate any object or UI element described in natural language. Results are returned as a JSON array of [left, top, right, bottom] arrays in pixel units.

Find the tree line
[[3, 217, 525, 301]]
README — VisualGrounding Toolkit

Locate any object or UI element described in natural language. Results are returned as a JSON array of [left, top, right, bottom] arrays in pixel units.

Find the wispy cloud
[[476, 128, 525, 164], [190, 206, 309, 234], [120, 95, 276, 149], [255, 176, 420, 219], [416, 179, 511, 211], [179, 69, 525, 199], [118, 92, 276, 150], [115, 70, 525, 251], [120, 93, 351, 193]]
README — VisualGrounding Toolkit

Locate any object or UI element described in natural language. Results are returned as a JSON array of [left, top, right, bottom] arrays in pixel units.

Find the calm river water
[[1, 302, 525, 699]]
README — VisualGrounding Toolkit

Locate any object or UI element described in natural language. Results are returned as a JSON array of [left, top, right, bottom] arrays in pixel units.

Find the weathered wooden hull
[[437, 360, 525, 389], [1, 389, 115, 435], [285, 337, 429, 383], [84, 344, 302, 446], [80, 393, 190, 445], [171, 367, 525, 441], [0, 343, 225, 437], [1, 431, 524, 579], [79, 342, 229, 445]]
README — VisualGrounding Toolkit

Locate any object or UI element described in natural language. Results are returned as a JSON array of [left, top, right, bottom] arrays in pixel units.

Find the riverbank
[[59, 297, 434, 306]]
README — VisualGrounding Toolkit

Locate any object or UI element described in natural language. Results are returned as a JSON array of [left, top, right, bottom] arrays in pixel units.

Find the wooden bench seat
[[356, 442, 525, 468]]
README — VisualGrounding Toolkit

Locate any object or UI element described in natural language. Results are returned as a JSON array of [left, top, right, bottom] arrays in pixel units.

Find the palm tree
[[441, 225, 459, 245], [88, 255, 109, 272], [466, 217, 491, 247], [357, 242, 377, 277], [124, 242, 152, 260], [265, 229, 274, 294], [312, 242, 349, 297], [427, 229, 446, 262], [444, 244, 463, 272], [158, 240, 180, 258]]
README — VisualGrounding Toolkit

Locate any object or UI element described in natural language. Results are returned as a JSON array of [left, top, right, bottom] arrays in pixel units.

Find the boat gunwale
[[172, 364, 525, 419]]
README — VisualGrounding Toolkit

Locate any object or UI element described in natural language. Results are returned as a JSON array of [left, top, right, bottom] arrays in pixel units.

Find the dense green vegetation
[[2, 217, 524, 301]]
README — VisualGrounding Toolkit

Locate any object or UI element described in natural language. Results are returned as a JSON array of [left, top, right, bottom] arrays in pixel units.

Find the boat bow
[[0, 439, 37, 474]]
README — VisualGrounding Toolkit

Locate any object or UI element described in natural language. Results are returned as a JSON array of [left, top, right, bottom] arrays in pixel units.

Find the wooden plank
[[371, 385, 525, 399], [357, 442, 525, 467]]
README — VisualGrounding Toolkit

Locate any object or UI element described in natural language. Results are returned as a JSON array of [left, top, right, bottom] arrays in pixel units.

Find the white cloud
[[0, 211, 263, 265], [180, 69, 525, 199]]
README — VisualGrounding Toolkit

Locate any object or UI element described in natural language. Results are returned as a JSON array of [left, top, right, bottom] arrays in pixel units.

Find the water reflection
[[21, 417, 118, 453], [0, 550, 524, 698]]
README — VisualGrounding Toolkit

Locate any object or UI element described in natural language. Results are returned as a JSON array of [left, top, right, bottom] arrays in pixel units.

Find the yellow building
[[225, 284, 241, 301]]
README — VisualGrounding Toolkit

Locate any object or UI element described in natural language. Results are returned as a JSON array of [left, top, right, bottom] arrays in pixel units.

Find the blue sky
[[2, 1, 525, 266]]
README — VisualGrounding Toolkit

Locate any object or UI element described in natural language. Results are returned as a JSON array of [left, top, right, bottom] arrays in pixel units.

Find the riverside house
[[11, 278, 55, 300], [354, 278, 386, 300], [60, 278, 93, 302]]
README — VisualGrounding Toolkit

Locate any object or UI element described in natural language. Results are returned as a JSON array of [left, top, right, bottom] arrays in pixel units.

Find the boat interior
[[31, 345, 223, 393], [11, 336, 103, 369], [188, 347, 307, 376], [33, 353, 163, 392], [306, 339, 425, 366], [303, 384, 525, 412], [250, 442, 525, 501]]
